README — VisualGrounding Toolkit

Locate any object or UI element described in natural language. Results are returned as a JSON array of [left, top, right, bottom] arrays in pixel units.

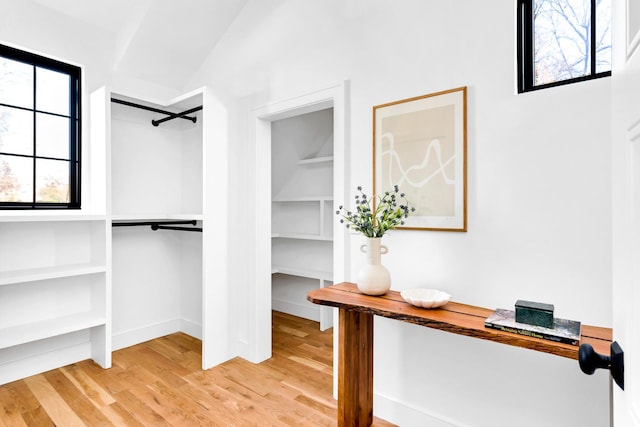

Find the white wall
[[0, 1, 184, 101], [0, 1, 612, 425], [187, 1, 612, 426]]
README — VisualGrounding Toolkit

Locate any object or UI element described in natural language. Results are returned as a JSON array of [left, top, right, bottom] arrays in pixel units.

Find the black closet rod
[[152, 225, 203, 232], [110, 98, 202, 126], [152, 105, 203, 127], [112, 220, 197, 227]]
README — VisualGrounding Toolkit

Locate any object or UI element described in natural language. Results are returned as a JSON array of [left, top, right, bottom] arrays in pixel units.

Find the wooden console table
[[307, 282, 612, 427]]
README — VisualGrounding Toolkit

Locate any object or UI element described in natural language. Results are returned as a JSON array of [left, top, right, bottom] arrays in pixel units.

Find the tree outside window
[[0, 44, 80, 209], [519, 0, 611, 92]]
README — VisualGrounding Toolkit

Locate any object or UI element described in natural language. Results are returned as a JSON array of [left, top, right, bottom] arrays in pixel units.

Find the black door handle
[[579, 341, 624, 390]]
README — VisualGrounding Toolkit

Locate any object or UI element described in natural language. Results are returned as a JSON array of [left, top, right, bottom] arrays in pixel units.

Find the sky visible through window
[[533, 0, 611, 86], [0, 56, 72, 204]]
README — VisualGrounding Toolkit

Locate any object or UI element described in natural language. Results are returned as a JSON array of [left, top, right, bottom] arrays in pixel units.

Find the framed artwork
[[373, 86, 467, 231]]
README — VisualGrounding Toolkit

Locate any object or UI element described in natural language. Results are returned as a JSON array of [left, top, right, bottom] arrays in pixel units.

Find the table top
[[307, 283, 612, 360]]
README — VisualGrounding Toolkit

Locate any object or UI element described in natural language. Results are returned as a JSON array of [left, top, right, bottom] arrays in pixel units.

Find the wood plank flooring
[[0, 312, 396, 426]]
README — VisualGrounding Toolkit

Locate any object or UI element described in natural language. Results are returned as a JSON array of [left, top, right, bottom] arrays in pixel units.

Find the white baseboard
[[112, 318, 181, 351], [272, 298, 319, 322], [180, 318, 202, 340], [0, 342, 91, 385], [374, 392, 468, 427]]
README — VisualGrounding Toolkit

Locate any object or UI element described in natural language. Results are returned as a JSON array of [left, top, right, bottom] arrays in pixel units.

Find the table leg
[[338, 308, 374, 426]]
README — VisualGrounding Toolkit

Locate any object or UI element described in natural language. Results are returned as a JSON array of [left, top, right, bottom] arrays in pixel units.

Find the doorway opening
[[250, 83, 348, 364], [271, 107, 335, 330]]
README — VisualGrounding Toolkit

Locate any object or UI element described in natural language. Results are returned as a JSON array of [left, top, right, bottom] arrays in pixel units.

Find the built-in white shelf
[[0, 264, 107, 286], [0, 211, 110, 383], [272, 265, 332, 281], [272, 233, 332, 241], [0, 214, 106, 223], [0, 313, 106, 350], [297, 156, 333, 165], [273, 196, 333, 203], [111, 213, 203, 222]]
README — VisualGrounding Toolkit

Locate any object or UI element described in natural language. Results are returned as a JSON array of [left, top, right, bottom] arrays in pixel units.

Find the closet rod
[[152, 105, 203, 127], [152, 225, 203, 232], [112, 220, 197, 227], [110, 98, 200, 125]]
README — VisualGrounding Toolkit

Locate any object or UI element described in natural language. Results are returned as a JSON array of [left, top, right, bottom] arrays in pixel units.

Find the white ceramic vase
[[356, 237, 391, 295]]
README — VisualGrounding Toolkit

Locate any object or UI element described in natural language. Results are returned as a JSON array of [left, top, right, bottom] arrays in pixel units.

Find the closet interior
[[107, 90, 205, 354], [271, 108, 335, 331], [0, 87, 220, 385]]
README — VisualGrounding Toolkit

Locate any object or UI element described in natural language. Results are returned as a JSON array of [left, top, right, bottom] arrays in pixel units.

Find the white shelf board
[[0, 263, 107, 286], [0, 312, 106, 349], [297, 156, 334, 165], [272, 233, 333, 241], [273, 196, 333, 202], [0, 213, 106, 223], [272, 265, 333, 281], [112, 87, 203, 111], [111, 213, 203, 221]]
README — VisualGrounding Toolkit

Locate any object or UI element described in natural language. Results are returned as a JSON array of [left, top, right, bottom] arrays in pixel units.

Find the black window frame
[[517, 0, 611, 93], [0, 43, 81, 210]]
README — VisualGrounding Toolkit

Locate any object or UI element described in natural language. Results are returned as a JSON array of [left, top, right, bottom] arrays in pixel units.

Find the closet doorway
[[251, 83, 349, 364]]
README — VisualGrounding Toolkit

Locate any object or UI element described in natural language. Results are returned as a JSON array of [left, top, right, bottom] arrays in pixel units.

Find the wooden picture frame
[[373, 86, 467, 231]]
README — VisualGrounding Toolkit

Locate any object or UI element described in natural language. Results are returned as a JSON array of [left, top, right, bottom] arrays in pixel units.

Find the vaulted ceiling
[[30, 0, 248, 89]]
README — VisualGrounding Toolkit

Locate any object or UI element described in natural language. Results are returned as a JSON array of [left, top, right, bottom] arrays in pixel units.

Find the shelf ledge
[[297, 156, 333, 165], [272, 196, 333, 202], [0, 313, 106, 349], [0, 263, 107, 286], [272, 265, 333, 281], [0, 214, 106, 223], [272, 233, 333, 241], [111, 213, 203, 221]]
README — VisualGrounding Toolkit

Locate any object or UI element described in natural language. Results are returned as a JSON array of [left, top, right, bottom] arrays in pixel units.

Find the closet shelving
[[0, 215, 110, 384], [271, 109, 335, 330], [271, 195, 334, 281], [0, 263, 107, 286], [103, 87, 212, 365], [297, 155, 333, 165], [271, 195, 333, 241], [0, 86, 224, 386]]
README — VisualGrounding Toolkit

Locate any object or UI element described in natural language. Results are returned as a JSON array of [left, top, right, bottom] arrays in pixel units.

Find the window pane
[[36, 113, 69, 159], [36, 67, 70, 116], [0, 43, 80, 208], [534, 0, 592, 85], [595, 0, 611, 73], [35, 158, 69, 203], [0, 154, 33, 202], [0, 106, 34, 156], [0, 57, 33, 109]]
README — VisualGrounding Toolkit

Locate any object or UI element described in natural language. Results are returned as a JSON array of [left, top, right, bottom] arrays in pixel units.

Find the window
[[518, 0, 611, 92], [0, 43, 81, 209]]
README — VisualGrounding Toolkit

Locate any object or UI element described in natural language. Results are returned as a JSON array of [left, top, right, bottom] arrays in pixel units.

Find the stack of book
[[484, 308, 581, 346]]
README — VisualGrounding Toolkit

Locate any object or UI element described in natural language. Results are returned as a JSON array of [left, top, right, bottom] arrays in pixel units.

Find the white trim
[[248, 82, 350, 364], [180, 318, 202, 340], [0, 342, 92, 386], [374, 392, 469, 427], [272, 299, 320, 322], [628, 0, 640, 60], [111, 318, 181, 351]]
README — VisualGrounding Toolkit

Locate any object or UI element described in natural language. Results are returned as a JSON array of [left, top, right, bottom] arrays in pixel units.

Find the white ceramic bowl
[[400, 288, 451, 309]]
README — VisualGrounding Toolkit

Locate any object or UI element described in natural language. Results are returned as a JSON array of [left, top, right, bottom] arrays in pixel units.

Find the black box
[[515, 300, 554, 328]]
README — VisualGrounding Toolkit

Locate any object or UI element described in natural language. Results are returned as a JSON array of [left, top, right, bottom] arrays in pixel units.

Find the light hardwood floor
[[0, 311, 396, 426]]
